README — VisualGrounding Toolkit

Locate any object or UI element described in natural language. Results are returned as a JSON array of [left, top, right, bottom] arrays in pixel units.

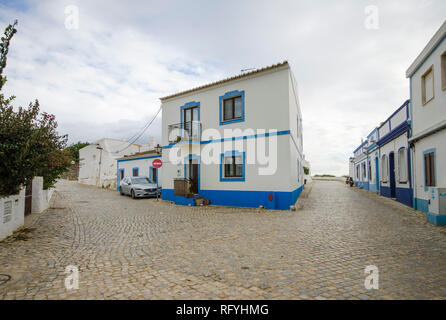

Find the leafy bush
[[0, 21, 71, 196]]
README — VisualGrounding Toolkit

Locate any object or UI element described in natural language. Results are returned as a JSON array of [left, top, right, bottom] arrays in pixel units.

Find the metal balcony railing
[[168, 121, 201, 143]]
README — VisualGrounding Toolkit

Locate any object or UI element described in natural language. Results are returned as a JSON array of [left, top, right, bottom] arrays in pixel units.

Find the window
[[223, 96, 242, 121], [132, 168, 139, 177], [424, 151, 436, 187], [442, 52, 446, 91], [398, 148, 408, 183], [421, 66, 434, 105], [368, 163, 372, 181], [381, 155, 388, 182], [219, 91, 245, 125], [363, 163, 367, 179], [356, 165, 360, 180], [221, 151, 245, 181]]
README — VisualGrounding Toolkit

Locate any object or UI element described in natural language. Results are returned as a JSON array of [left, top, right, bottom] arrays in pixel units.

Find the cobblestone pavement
[[1, 180, 445, 300]]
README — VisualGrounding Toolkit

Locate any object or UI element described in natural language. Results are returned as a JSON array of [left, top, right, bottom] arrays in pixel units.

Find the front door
[[375, 157, 380, 191], [389, 152, 396, 198], [188, 159, 199, 194]]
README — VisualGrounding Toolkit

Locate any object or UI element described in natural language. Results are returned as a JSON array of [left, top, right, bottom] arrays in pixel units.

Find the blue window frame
[[220, 151, 245, 181], [219, 90, 245, 125], [132, 167, 139, 177]]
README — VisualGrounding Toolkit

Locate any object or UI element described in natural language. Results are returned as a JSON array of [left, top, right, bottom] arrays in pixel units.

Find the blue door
[[375, 157, 380, 191], [389, 152, 396, 198]]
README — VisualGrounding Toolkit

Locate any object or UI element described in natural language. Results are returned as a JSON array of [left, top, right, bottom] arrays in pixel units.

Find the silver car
[[119, 176, 161, 199]]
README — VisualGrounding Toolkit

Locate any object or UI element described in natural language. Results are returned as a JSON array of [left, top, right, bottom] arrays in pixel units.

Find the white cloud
[[0, 0, 445, 176]]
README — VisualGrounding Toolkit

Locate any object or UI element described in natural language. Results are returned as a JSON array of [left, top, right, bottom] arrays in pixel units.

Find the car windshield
[[131, 177, 152, 184]]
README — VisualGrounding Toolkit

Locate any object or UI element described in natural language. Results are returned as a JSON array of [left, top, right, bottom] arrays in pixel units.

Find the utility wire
[[116, 105, 162, 153]]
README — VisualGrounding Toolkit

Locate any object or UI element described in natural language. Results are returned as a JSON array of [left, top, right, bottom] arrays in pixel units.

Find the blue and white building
[[352, 140, 369, 190], [116, 150, 162, 188], [159, 61, 305, 209], [377, 100, 413, 207], [406, 21, 446, 225], [366, 128, 380, 193]]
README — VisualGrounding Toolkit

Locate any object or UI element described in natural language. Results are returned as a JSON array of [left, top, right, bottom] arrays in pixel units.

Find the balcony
[[168, 121, 201, 143]]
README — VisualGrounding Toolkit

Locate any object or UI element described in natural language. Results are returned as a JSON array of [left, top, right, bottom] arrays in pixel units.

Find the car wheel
[[131, 189, 136, 199], [119, 187, 124, 195]]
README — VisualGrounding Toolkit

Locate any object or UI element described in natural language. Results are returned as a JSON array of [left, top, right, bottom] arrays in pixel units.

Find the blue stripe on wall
[[162, 186, 304, 210]]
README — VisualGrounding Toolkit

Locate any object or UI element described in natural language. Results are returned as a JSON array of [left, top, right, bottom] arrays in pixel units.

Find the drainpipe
[[97, 146, 103, 187]]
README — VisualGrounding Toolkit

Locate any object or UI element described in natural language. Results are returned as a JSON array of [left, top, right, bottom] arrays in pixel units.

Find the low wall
[[31, 177, 54, 213], [0, 189, 25, 241]]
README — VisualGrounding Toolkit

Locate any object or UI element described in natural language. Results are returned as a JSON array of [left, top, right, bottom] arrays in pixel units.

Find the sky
[[0, 0, 445, 176]]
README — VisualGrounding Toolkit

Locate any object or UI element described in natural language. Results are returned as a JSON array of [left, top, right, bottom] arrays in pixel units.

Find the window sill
[[422, 96, 434, 106], [220, 118, 245, 126], [220, 177, 245, 182]]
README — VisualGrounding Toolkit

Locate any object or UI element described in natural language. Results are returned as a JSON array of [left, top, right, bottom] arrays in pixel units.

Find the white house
[[366, 128, 380, 193], [352, 140, 369, 189], [78, 138, 141, 189], [377, 100, 412, 207], [406, 20, 446, 225], [116, 149, 162, 188], [160, 61, 305, 210]]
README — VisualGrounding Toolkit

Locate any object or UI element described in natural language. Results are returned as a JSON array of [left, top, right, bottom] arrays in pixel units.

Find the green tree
[[0, 21, 72, 196], [65, 141, 90, 162]]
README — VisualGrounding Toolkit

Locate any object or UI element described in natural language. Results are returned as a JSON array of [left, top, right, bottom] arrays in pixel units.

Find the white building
[[376, 100, 412, 207], [78, 138, 141, 189], [160, 61, 305, 209], [406, 21, 446, 225], [352, 140, 369, 189], [116, 150, 162, 188], [366, 128, 380, 193]]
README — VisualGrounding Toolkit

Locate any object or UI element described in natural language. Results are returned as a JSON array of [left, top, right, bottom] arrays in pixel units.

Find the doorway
[[389, 152, 396, 198], [375, 157, 380, 191], [25, 180, 32, 216]]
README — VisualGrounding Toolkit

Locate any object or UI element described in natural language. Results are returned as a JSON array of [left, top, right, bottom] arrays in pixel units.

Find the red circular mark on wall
[[268, 194, 273, 201]]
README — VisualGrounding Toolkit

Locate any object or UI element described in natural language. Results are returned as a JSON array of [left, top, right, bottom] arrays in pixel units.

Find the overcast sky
[[0, 0, 445, 176]]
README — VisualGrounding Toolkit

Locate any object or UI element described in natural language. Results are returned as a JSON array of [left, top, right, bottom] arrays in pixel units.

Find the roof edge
[[160, 61, 289, 101], [406, 20, 446, 78]]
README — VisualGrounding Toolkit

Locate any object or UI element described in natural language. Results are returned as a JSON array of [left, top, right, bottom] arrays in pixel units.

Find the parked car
[[119, 176, 161, 199]]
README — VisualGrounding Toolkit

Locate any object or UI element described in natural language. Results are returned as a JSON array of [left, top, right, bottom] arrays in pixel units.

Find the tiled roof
[[160, 61, 289, 101]]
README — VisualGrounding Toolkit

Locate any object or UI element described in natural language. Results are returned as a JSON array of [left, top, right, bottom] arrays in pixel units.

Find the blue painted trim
[[377, 121, 410, 147], [162, 130, 291, 149], [132, 167, 139, 177], [422, 148, 436, 191], [426, 213, 446, 226], [180, 101, 200, 129], [415, 198, 429, 213], [220, 150, 245, 182], [149, 166, 159, 185], [162, 185, 304, 210], [117, 155, 161, 163], [219, 90, 245, 126], [117, 168, 124, 191], [353, 140, 368, 154], [184, 154, 201, 193]]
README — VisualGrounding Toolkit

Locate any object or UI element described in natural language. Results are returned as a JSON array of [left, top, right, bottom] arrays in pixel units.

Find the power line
[[116, 105, 162, 153]]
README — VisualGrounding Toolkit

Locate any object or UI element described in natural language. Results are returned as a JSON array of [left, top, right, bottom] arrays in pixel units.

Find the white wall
[[410, 37, 446, 137], [412, 130, 446, 201], [161, 65, 304, 195], [118, 157, 163, 187], [0, 189, 25, 241], [31, 177, 54, 214], [79, 139, 140, 189]]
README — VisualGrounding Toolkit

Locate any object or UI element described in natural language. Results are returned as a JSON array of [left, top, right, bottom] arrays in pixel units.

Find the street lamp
[[155, 144, 162, 154]]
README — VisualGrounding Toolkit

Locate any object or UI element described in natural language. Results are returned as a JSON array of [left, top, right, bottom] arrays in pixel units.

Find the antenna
[[241, 67, 256, 73]]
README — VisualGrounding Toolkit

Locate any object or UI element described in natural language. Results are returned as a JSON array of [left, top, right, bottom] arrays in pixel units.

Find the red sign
[[152, 159, 162, 168]]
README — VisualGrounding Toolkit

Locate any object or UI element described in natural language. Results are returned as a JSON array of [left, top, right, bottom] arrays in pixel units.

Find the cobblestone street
[[1, 180, 445, 300]]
